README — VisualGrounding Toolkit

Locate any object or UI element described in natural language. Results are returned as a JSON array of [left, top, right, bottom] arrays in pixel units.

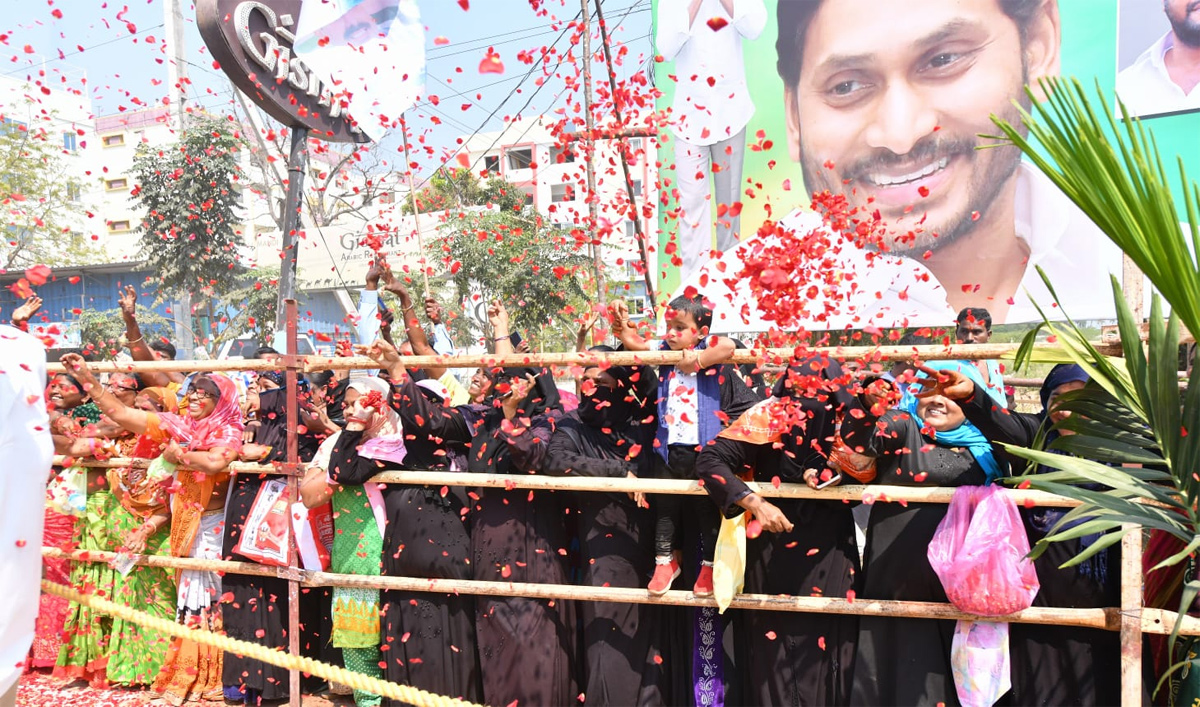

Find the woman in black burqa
[[695, 355, 860, 706], [352, 342, 483, 703], [928, 363, 1121, 706], [544, 349, 676, 705], [365, 339, 577, 706], [220, 372, 336, 704]]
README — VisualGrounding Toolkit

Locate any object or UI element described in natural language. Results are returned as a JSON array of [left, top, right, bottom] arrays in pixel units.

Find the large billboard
[[652, 0, 1200, 332]]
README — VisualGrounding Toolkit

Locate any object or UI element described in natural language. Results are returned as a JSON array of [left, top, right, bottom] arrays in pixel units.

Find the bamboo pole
[[44, 341, 1125, 374], [45, 460, 1084, 507], [1120, 524, 1144, 704], [40, 546, 1200, 636]]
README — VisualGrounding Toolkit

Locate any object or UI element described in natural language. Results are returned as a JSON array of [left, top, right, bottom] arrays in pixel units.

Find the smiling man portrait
[[773, 0, 1122, 326]]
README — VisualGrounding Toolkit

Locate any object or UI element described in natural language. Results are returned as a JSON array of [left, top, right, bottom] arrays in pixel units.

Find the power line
[[1, 24, 166, 78]]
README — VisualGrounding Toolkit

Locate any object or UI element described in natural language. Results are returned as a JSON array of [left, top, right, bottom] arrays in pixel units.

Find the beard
[[798, 90, 1029, 257], [1167, 0, 1200, 48]]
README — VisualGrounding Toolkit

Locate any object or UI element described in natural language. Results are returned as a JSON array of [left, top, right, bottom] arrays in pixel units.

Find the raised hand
[[487, 300, 510, 332], [11, 295, 42, 326], [355, 339, 402, 370], [117, 285, 138, 318], [424, 296, 443, 325], [913, 365, 975, 401], [60, 353, 100, 396]]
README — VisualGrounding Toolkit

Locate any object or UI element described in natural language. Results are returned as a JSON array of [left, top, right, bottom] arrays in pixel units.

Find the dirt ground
[[16, 670, 358, 706]]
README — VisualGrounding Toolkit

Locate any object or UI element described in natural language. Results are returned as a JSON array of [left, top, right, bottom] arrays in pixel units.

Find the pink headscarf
[[156, 374, 245, 454]]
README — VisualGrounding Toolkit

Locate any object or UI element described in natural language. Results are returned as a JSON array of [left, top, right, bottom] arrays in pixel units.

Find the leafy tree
[[211, 266, 290, 348], [0, 107, 90, 269], [131, 114, 245, 350], [77, 307, 173, 361], [403, 167, 528, 215], [427, 203, 591, 351]]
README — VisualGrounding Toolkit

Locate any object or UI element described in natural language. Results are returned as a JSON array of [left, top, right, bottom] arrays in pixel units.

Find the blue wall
[[0, 268, 169, 325]]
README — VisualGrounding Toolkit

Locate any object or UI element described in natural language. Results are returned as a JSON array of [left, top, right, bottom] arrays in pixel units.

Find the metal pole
[[285, 298, 302, 706], [276, 128, 310, 330], [579, 0, 605, 306], [594, 0, 657, 311]]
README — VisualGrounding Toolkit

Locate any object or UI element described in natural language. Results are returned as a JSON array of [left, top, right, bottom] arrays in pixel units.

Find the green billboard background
[[652, 0, 1200, 314]]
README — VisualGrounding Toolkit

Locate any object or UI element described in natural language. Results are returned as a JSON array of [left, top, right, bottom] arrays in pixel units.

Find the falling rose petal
[[479, 49, 505, 74], [806, 548, 819, 556], [706, 16, 729, 31], [746, 518, 762, 539], [918, 186, 930, 197], [846, 589, 856, 603], [765, 630, 777, 640], [24, 264, 51, 286], [434, 36, 451, 46], [457, 0, 469, 8], [818, 636, 826, 650]]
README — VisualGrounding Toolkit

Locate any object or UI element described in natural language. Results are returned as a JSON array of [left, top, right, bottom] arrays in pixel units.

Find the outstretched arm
[[60, 353, 151, 435]]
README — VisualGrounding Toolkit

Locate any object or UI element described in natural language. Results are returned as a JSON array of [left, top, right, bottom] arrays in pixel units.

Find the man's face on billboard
[[1166, 0, 1200, 48], [784, 0, 1059, 256]]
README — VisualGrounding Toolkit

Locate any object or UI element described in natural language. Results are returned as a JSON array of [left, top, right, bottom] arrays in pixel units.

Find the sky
[[1, 0, 656, 179]]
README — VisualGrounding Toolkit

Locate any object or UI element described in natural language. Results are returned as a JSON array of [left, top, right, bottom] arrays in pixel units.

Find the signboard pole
[[276, 127, 310, 330], [580, 0, 605, 306]]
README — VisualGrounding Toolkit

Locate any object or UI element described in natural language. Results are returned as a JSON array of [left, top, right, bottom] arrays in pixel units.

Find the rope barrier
[[40, 580, 484, 707], [41, 547, 1200, 637], [44, 341, 1125, 374]]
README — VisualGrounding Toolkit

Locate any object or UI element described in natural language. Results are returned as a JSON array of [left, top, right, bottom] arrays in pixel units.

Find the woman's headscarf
[[898, 360, 1006, 484], [578, 347, 639, 432], [1039, 363, 1089, 412], [155, 374, 245, 453], [468, 368, 562, 474]]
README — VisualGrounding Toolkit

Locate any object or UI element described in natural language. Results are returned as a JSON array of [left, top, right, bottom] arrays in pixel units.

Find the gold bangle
[[126, 335, 144, 345]]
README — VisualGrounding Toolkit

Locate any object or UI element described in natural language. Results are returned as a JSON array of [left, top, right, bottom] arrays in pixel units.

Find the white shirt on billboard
[[656, 0, 767, 146], [1116, 32, 1200, 117], [688, 162, 1124, 331]]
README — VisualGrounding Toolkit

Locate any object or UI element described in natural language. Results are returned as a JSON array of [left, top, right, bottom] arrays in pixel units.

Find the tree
[[0, 106, 90, 269], [211, 266, 290, 348], [403, 167, 528, 215], [428, 202, 591, 351], [131, 114, 245, 351], [77, 307, 174, 361]]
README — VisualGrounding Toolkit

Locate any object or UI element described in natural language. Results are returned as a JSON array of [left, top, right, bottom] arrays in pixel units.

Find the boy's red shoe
[[693, 564, 714, 598], [648, 558, 681, 596]]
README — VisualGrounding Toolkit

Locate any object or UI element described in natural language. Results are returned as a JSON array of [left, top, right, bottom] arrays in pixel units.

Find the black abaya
[[391, 374, 576, 707], [841, 407, 988, 707], [957, 389, 1122, 706], [329, 426, 481, 704], [546, 415, 673, 706], [697, 388, 860, 707]]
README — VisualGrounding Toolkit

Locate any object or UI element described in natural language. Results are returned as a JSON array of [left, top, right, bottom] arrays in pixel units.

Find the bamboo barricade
[[41, 546, 1200, 638], [43, 340, 1125, 375], [40, 341, 1157, 704]]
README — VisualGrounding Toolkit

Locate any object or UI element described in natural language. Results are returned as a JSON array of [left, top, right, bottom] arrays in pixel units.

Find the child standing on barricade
[[609, 294, 760, 596]]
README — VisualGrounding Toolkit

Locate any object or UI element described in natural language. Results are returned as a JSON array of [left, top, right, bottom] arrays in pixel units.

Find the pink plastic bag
[[927, 485, 1040, 616]]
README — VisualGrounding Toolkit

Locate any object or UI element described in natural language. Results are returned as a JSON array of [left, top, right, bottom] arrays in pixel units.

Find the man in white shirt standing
[[1116, 0, 1200, 117], [657, 0, 767, 279], [0, 323, 53, 707]]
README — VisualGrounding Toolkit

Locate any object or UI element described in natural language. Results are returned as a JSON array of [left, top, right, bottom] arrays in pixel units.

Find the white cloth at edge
[[676, 130, 746, 280], [1116, 31, 1200, 118], [665, 369, 700, 446], [0, 325, 52, 696]]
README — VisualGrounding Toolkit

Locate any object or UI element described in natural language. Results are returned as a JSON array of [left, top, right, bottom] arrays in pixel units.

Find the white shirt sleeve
[[655, 0, 693, 61], [357, 289, 380, 345], [731, 0, 766, 40]]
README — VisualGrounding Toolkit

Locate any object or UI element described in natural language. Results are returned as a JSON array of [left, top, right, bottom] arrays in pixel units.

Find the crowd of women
[[28, 291, 1130, 707]]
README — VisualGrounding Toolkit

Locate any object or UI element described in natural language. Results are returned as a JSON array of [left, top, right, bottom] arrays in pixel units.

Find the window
[[625, 296, 649, 318], [378, 190, 395, 204], [105, 177, 128, 191], [629, 138, 643, 152], [0, 117, 27, 134], [108, 220, 131, 233], [631, 179, 643, 196], [623, 220, 637, 241], [483, 155, 500, 173], [505, 147, 532, 171], [551, 184, 575, 203], [550, 145, 575, 164], [67, 184, 82, 202], [101, 133, 125, 148], [62, 132, 78, 151]]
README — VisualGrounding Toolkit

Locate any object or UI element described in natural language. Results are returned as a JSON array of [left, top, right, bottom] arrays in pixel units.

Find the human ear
[[1023, 0, 1061, 102], [784, 85, 802, 163]]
